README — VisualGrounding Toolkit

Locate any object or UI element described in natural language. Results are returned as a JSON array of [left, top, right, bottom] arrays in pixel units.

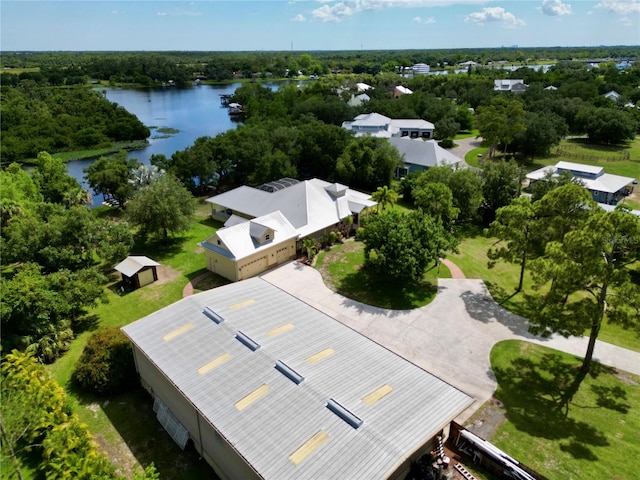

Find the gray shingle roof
[[122, 278, 472, 480]]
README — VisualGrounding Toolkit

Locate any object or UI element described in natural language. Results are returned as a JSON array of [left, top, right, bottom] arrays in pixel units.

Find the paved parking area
[[262, 262, 640, 422]]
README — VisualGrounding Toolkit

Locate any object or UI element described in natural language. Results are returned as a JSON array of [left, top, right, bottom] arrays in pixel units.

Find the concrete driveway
[[262, 262, 640, 421]]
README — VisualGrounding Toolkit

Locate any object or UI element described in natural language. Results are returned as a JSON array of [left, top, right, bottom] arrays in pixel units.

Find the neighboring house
[[544, 85, 558, 91], [115, 256, 160, 289], [356, 82, 372, 92], [604, 90, 621, 101], [458, 60, 478, 67], [342, 112, 435, 139], [412, 62, 430, 75], [122, 277, 472, 480], [202, 178, 376, 281], [494, 79, 528, 92], [526, 161, 635, 205], [393, 85, 413, 98], [388, 137, 463, 178], [347, 92, 370, 107]]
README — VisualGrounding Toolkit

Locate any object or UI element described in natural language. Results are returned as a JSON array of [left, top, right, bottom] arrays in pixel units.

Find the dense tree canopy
[[359, 210, 457, 283]]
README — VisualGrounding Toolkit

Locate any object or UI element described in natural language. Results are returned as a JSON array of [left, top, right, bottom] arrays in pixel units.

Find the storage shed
[[122, 278, 473, 480], [115, 256, 160, 289]]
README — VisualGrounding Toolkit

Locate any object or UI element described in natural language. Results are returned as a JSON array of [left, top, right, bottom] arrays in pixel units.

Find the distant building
[[604, 90, 621, 101], [393, 85, 413, 98], [388, 137, 463, 178], [347, 93, 370, 107], [412, 63, 431, 75], [544, 85, 558, 91], [526, 161, 635, 205], [114, 256, 160, 289], [494, 79, 528, 93], [342, 112, 434, 139]]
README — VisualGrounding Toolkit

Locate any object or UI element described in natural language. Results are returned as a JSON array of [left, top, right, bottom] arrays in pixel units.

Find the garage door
[[276, 246, 290, 263], [239, 256, 268, 280]]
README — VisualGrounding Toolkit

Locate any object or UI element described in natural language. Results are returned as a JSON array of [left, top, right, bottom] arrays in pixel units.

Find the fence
[[554, 146, 630, 163]]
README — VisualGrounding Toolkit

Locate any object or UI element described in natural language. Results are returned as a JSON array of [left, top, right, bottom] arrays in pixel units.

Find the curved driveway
[[261, 262, 640, 422]]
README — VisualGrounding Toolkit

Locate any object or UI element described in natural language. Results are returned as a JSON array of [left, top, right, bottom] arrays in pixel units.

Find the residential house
[[393, 85, 413, 98], [342, 112, 435, 139], [388, 137, 463, 178], [202, 178, 376, 281], [544, 85, 558, 91], [347, 93, 370, 107], [494, 79, 528, 92], [526, 161, 635, 205], [604, 90, 621, 102], [122, 277, 472, 480], [356, 82, 372, 92], [412, 63, 431, 75]]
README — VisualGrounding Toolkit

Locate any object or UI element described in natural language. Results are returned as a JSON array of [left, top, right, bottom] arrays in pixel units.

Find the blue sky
[[1, 1, 639, 51]]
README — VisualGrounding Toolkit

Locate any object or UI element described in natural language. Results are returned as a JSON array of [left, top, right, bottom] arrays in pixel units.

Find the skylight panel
[[306, 348, 335, 364], [288, 431, 329, 466], [162, 323, 194, 341], [235, 331, 260, 351], [235, 384, 270, 411], [274, 360, 304, 385], [229, 299, 255, 310], [362, 384, 394, 406], [202, 306, 224, 324], [198, 353, 231, 375], [326, 398, 363, 429], [267, 323, 294, 337]]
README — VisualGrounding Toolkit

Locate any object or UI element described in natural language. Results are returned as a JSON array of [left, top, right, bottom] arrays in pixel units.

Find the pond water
[[66, 83, 242, 205]]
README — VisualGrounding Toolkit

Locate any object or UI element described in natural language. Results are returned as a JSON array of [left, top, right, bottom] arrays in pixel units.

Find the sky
[[1, 0, 639, 51]]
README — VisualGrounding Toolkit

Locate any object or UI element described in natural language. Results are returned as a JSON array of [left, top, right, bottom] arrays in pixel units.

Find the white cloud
[[596, 0, 640, 14], [291, 14, 306, 22], [541, 0, 572, 16], [157, 11, 167, 16], [618, 15, 634, 24], [311, 1, 490, 23], [414, 16, 436, 24], [465, 7, 526, 28], [157, 7, 202, 17]]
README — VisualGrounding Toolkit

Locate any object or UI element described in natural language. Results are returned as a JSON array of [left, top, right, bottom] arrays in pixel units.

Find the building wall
[[206, 251, 239, 282], [132, 347, 261, 480]]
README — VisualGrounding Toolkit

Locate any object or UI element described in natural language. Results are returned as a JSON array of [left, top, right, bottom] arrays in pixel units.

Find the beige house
[[202, 178, 376, 281]]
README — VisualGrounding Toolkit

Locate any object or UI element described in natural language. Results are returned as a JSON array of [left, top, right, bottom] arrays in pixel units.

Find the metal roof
[[526, 162, 635, 194], [388, 137, 462, 168], [122, 278, 472, 480], [114, 256, 160, 277]]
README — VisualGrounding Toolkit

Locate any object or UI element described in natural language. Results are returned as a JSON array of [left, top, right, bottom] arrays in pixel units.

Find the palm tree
[[371, 185, 398, 212], [301, 238, 318, 264]]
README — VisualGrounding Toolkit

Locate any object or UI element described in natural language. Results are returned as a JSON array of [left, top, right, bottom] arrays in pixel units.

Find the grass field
[[450, 227, 640, 352], [315, 240, 451, 309], [483, 340, 640, 480], [45, 200, 225, 479], [20, 141, 150, 165]]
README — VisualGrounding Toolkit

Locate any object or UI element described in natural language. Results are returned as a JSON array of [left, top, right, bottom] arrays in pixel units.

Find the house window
[[265, 234, 271, 241], [217, 239, 221, 245]]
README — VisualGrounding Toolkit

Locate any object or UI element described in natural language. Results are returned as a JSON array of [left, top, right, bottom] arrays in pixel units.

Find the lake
[[68, 81, 302, 205]]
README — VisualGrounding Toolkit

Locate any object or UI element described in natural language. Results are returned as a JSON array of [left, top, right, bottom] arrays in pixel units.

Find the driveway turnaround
[[261, 262, 640, 422]]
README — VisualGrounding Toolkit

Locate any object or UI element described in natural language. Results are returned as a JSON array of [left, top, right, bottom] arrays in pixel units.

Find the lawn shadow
[[492, 352, 623, 461], [74, 384, 217, 479]]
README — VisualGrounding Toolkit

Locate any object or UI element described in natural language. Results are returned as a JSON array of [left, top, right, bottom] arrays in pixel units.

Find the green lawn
[[527, 137, 640, 179], [46, 199, 224, 479], [454, 129, 480, 140], [315, 240, 451, 309], [483, 340, 640, 480], [20, 140, 150, 165], [450, 228, 640, 352], [465, 146, 489, 168]]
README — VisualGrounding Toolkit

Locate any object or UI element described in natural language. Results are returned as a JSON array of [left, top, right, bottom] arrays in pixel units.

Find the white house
[[393, 85, 413, 98], [526, 161, 635, 206], [347, 93, 370, 107], [412, 63, 431, 75], [342, 112, 435, 139], [202, 178, 376, 281], [122, 278, 472, 480], [604, 90, 621, 101], [494, 79, 528, 92], [388, 137, 463, 178]]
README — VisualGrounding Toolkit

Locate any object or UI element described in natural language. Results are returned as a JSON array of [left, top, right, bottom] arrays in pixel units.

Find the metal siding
[[122, 278, 472, 480]]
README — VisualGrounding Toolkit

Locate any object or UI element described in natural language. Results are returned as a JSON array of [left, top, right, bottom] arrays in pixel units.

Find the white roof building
[[342, 112, 435, 139], [494, 79, 528, 92], [388, 137, 462, 176], [526, 161, 635, 205], [122, 277, 472, 480], [412, 63, 431, 75]]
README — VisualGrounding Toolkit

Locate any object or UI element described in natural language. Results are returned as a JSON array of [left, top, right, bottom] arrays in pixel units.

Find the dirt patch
[[464, 398, 507, 441], [315, 240, 362, 290], [614, 371, 639, 386], [155, 265, 181, 284]]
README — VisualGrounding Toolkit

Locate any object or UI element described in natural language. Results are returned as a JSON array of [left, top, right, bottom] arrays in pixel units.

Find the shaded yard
[[315, 240, 451, 309]]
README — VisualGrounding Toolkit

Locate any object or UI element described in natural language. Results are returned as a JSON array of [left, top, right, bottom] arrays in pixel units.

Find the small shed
[[115, 256, 160, 289]]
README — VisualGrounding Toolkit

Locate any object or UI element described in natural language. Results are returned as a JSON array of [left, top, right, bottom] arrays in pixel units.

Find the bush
[[72, 327, 136, 395]]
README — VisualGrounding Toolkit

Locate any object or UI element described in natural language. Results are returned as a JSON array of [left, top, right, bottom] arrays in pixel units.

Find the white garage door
[[239, 256, 267, 280]]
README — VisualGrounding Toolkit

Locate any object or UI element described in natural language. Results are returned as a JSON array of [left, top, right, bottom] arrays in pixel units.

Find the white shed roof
[[526, 162, 635, 194], [114, 256, 160, 277], [122, 278, 472, 480]]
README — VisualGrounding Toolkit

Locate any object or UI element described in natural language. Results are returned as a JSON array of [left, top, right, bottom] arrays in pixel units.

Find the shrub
[[72, 327, 136, 395]]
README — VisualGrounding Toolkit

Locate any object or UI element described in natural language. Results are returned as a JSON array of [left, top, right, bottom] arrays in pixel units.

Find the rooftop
[[122, 278, 472, 480]]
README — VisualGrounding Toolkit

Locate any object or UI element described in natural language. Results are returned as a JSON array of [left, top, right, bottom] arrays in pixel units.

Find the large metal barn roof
[[123, 277, 472, 480]]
